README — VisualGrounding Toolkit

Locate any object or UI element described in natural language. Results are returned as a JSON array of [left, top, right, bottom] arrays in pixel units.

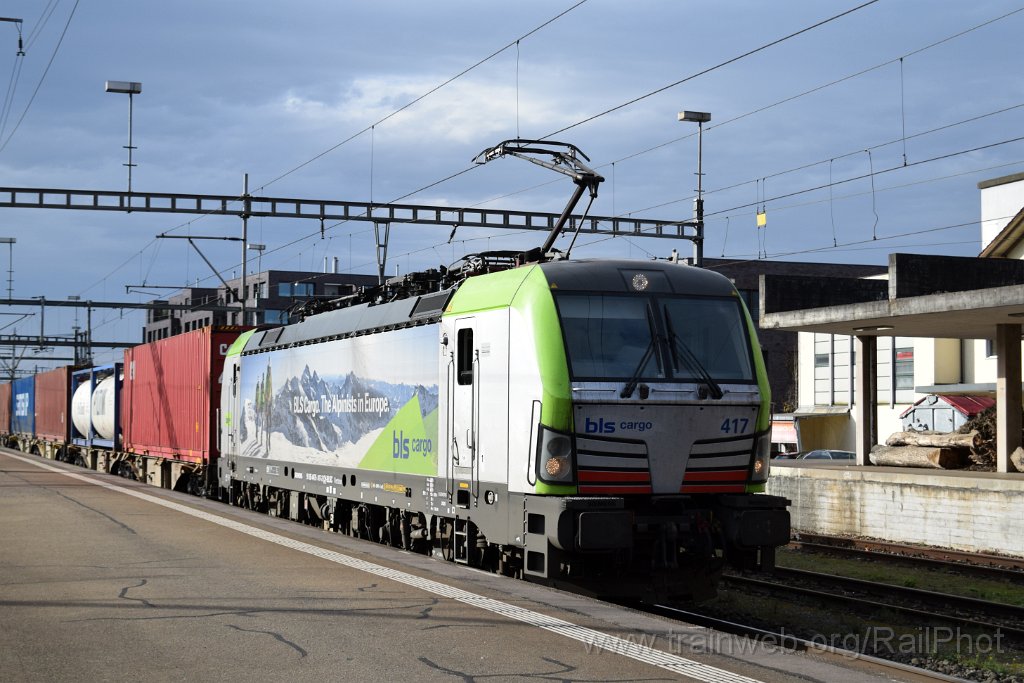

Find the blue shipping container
[[11, 375, 35, 436]]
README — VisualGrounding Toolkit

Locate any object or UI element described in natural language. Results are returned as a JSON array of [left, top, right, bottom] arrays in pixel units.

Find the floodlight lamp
[[678, 111, 711, 123], [105, 80, 142, 95]]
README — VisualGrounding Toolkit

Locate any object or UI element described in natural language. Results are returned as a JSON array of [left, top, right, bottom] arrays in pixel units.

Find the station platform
[[768, 461, 1024, 558], [0, 448, 941, 683]]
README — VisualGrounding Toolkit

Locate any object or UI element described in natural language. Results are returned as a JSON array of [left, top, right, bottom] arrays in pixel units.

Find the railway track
[[721, 568, 1024, 644], [645, 603, 970, 683], [793, 533, 1024, 578]]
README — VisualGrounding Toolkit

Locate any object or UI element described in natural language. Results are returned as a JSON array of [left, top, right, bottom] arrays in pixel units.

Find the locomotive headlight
[[537, 428, 575, 484], [546, 435, 570, 456], [545, 455, 570, 478], [751, 431, 770, 482]]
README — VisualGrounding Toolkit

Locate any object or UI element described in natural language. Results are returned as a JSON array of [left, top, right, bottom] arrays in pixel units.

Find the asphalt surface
[[0, 449, 942, 682]]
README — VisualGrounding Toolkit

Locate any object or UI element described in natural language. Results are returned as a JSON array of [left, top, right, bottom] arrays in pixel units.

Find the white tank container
[[91, 375, 118, 440], [70, 375, 118, 440], [71, 381, 92, 437]]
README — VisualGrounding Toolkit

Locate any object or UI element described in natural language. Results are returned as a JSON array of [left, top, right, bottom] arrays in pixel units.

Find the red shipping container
[[0, 382, 10, 434], [122, 327, 245, 464], [35, 366, 73, 442]]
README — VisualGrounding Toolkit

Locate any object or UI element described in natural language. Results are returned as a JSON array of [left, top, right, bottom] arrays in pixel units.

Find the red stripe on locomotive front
[[682, 470, 748, 482], [578, 470, 651, 483], [680, 484, 747, 494], [579, 485, 654, 495]]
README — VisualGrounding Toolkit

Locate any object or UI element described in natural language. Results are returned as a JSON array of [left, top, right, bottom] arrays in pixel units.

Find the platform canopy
[[759, 253, 1024, 473]]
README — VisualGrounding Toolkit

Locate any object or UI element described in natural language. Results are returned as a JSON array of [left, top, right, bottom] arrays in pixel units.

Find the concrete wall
[[767, 465, 1024, 557]]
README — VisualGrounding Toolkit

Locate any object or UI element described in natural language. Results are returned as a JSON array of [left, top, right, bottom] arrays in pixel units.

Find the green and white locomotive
[[218, 255, 789, 600], [217, 141, 789, 601]]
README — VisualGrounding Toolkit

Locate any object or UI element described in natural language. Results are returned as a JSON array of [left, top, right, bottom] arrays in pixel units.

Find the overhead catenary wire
[[240, 0, 590, 199], [598, 4, 1024, 176], [507, 4, 1024, 224], [703, 135, 1024, 221], [0, 47, 23, 140], [24, 0, 60, 50], [705, 156, 1024, 233], [0, 0, 79, 155], [541, 0, 881, 140], [70, 3, 1024, 330], [153, 132, 1024, 307], [99, 0, 1020, 299], [700, 101, 1024, 202], [79, 1, 590, 297]]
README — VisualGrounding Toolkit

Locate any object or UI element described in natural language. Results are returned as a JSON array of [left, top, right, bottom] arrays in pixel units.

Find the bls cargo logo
[[392, 430, 434, 459], [583, 417, 654, 434]]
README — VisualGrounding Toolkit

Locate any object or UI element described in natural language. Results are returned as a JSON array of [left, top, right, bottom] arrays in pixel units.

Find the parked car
[[798, 449, 855, 461]]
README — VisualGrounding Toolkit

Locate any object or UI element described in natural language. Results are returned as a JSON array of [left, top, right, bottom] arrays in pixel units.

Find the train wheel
[[187, 472, 205, 497], [434, 517, 455, 562]]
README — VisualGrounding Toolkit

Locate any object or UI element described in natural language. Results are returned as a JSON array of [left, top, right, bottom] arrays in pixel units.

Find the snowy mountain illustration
[[267, 366, 437, 451]]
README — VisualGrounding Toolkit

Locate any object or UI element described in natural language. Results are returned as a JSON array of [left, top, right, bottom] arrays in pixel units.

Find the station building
[[760, 173, 1024, 558], [769, 172, 1024, 463]]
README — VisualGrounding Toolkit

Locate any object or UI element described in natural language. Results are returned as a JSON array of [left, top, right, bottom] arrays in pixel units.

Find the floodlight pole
[[241, 173, 249, 326], [248, 243, 266, 304], [105, 81, 142, 208], [678, 110, 711, 267], [127, 91, 135, 195], [0, 237, 14, 299]]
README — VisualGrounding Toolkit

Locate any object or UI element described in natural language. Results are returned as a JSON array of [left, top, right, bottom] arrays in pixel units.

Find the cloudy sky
[[1, 0, 1023, 367]]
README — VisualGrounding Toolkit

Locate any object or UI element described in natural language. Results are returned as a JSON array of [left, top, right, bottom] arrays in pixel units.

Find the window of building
[[278, 282, 314, 298], [895, 347, 914, 390], [264, 309, 288, 325]]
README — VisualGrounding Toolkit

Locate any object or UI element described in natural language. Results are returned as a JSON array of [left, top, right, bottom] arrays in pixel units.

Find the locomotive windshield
[[554, 293, 754, 384]]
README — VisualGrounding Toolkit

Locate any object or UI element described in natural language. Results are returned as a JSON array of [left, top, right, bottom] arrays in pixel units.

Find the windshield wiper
[[663, 305, 724, 400], [620, 338, 656, 399], [620, 303, 658, 399]]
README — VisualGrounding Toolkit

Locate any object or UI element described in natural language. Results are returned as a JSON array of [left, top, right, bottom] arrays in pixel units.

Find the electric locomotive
[[218, 139, 788, 601], [218, 254, 790, 601]]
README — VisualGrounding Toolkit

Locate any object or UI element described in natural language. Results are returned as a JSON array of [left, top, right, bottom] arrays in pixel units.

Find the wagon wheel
[[187, 472, 206, 497]]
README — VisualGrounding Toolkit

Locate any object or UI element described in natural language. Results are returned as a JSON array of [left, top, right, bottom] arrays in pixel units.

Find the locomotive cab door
[[450, 318, 477, 503]]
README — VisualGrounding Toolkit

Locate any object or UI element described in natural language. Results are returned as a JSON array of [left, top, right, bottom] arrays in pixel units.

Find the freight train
[[0, 141, 790, 601], [4, 327, 239, 495], [0, 255, 790, 601]]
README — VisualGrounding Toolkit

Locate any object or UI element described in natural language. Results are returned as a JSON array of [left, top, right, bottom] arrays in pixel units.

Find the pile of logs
[[871, 406, 1024, 471], [870, 430, 979, 469], [958, 405, 1024, 472], [958, 405, 998, 469]]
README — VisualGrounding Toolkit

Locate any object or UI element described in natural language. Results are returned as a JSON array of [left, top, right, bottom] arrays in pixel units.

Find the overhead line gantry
[[0, 186, 698, 242]]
